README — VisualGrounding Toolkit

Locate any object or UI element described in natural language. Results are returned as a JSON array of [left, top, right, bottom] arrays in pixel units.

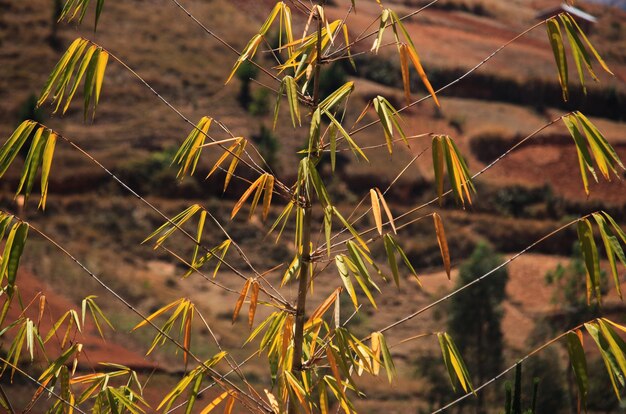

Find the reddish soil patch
[[3, 269, 158, 372]]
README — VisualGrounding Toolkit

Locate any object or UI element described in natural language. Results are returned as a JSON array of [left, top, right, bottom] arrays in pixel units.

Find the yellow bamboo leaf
[[231, 175, 264, 219], [199, 391, 229, 414], [433, 213, 451, 279], [371, 332, 381, 376], [232, 279, 251, 324], [370, 188, 383, 236], [405, 44, 440, 107], [132, 299, 183, 331], [183, 304, 194, 366], [248, 280, 260, 328], [376, 188, 396, 234], [399, 44, 412, 105], [307, 287, 341, 324], [262, 174, 275, 221], [223, 395, 236, 414]]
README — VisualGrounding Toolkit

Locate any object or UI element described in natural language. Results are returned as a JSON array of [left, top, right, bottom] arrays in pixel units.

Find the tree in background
[[448, 242, 508, 413], [48, 0, 63, 50], [236, 60, 259, 109]]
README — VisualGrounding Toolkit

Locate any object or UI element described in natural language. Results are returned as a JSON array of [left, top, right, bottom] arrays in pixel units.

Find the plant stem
[[289, 4, 324, 413]]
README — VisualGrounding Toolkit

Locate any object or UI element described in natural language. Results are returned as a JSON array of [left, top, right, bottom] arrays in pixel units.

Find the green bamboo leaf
[[371, 9, 389, 53], [603, 212, 626, 245], [577, 218, 602, 305], [546, 18, 569, 101], [567, 13, 613, 76], [383, 234, 400, 287], [6, 223, 28, 297], [563, 115, 596, 194], [432, 135, 445, 204], [376, 332, 395, 382], [0, 121, 37, 178], [333, 207, 369, 252], [39, 132, 57, 210], [593, 212, 625, 299], [38, 38, 85, 107], [324, 111, 368, 161], [577, 112, 624, 173], [283, 76, 300, 127], [324, 206, 332, 257], [587, 321, 624, 396], [318, 81, 354, 113], [173, 117, 211, 178], [336, 255, 358, 309], [64, 44, 97, 114], [559, 14, 597, 93], [566, 331, 588, 408], [598, 319, 626, 380], [438, 332, 473, 393], [143, 204, 202, 247]]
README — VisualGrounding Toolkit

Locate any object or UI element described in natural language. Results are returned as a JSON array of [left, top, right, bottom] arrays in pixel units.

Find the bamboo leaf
[[546, 18, 569, 101], [336, 255, 358, 309], [370, 189, 383, 235], [433, 213, 451, 279], [593, 212, 625, 299], [283, 76, 301, 127], [231, 174, 265, 219], [567, 13, 613, 75], [376, 188, 396, 234], [399, 44, 412, 105], [143, 204, 202, 248], [233, 279, 252, 324], [563, 115, 596, 195], [324, 111, 368, 161], [404, 43, 440, 107], [566, 330, 588, 409], [333, 207, 369, 252], [438, 332, 473, 393], [307, 287, 341, 324], [39, 132, 57, 209], [132, 298, 183, 331], [383, 234, 400, 288], [199, 391, 229, 414], [577, 219, 602, 305], [248, 280, 260, 328]]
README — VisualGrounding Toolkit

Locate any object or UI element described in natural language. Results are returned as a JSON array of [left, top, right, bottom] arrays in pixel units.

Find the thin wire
[[430, 324, 586, 413], [49, 125, 289, 308], [377, 214, 589, 335]]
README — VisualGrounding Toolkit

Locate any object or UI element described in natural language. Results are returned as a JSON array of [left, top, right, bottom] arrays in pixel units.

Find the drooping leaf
[[566, 330, 589, 409], [577, 218, 602, 305], [437, 332, 473, 393], [433, 212, 451, 279], [38, 38, 110, 118], [59, 0, 106, 30], [432, 135, 475, 206], [546, 18, 569, 101], [173, 117, 212, 178]]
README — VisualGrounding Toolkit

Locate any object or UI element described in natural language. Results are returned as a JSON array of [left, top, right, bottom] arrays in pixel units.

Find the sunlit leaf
[[433, 213, 451, 279], [566, 330, 588, 409]]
